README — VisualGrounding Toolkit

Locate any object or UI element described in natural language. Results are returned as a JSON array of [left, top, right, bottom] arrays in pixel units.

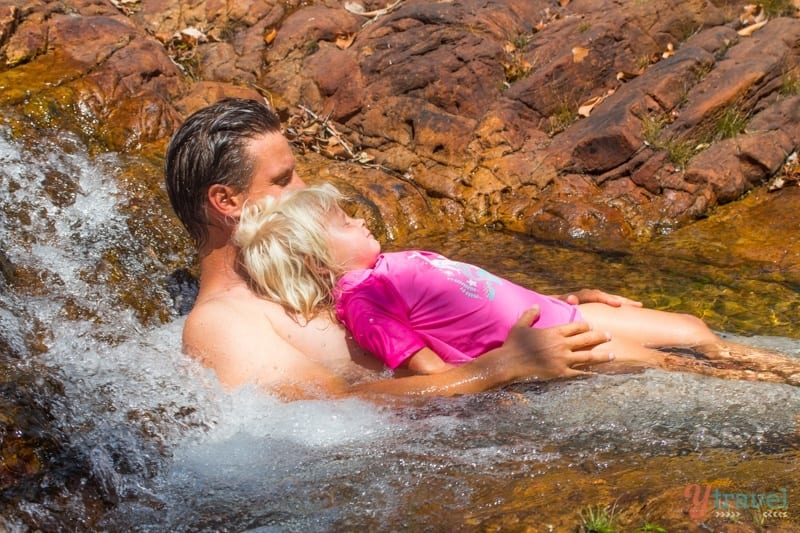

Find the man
[[164, 98, 633, 400]]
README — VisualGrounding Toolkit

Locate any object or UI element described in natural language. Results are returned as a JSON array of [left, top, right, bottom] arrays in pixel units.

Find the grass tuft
[[578, 503, 618, 533], [779, 69, 800, 96]]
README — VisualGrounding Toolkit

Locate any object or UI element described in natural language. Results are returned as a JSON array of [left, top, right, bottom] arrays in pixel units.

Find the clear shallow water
[[1, 130, 798, 530]]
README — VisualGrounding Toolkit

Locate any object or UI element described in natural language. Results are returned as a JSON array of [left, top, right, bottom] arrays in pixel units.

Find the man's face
[[244, 132, 306, 203]]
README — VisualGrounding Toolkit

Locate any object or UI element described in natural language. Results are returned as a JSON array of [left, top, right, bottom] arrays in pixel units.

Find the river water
[[1, 129, 798, 530]]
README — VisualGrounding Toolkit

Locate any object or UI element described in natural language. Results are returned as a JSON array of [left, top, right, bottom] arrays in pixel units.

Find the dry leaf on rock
[[344, 2, 366, 14], [616, 70, 640, 81], [662, 42, 674, 59], [558, 0, 571, 5], [336, 32, 356, 49], [344, 0, 402, 18], [578, 95, 605, 117], [572, 46, 589, 63], [323, 136, 349, 159], [355, 151, 375, 163], [737, 19, 768, 37], [264, 28, 277, 45], [174, 27, 208, 46], [109, 0, 139, 15], [740, 4, 765, 24]]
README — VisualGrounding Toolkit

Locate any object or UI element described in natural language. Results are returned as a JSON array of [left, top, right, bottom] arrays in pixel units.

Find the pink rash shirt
[[334, 250, 583, 369]]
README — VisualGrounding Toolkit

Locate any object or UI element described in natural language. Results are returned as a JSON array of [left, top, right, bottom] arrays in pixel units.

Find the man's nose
[[287, 172, 306, 190]]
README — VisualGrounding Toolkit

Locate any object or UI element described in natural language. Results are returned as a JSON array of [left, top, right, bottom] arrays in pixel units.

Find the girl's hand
[[557, 288, 642, 308]]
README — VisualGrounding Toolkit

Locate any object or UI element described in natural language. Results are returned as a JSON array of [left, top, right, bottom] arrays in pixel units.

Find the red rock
[[0, 0, 798, 246]]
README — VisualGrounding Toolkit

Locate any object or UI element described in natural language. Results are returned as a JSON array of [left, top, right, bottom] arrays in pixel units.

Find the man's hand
[[501, 306, 614, 381], [558, 288, 642, 308]]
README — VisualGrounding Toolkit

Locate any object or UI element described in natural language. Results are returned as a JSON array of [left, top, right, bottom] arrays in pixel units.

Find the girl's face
[[326, 206, 381, 270]]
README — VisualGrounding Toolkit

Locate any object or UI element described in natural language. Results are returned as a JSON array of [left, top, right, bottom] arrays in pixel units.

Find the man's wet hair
[[165, 98, 282, 246]]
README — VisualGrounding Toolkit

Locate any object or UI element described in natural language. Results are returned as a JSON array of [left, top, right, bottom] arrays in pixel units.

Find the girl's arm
[[403, 347, 456, 375]]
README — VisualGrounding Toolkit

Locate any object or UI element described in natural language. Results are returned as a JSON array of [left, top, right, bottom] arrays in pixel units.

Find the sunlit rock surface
[[0, 0, 798, 246]]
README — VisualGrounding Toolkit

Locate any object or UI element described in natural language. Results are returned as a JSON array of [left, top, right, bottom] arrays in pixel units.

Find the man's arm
[[353, 307, 613, 398], [185, 302, 612, 401]]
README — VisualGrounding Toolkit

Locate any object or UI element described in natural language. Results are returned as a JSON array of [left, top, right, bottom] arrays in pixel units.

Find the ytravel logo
[[684, 484, 790, 521]]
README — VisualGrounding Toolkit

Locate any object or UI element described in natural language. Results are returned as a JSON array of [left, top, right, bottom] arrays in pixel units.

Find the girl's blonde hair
[[234, 184, 346, 320]]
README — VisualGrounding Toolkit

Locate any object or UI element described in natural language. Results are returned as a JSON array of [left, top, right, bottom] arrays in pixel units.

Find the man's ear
[[207, 184, 246, 218]]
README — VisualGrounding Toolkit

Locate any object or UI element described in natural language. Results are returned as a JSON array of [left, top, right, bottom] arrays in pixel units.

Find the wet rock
[[0, 0, 798, 250], [684, 130, 794, 203], [165, 268, 198, 316], [0, 2, 186, 153]]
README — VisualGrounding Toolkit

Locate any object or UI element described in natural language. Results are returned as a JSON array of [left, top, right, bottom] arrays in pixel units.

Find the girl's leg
[[692, 340, 800, 380], [588, 336, 668, 367], [659, 353, 800, 385], [578, 303, 800, 384], [577, 303, 719, 348]]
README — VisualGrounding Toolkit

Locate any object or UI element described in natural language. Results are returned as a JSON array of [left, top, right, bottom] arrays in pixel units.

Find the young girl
[[234, 184, 798, 380]]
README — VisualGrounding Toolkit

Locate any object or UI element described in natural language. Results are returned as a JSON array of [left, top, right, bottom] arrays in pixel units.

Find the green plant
[[638, 523, 667, 533], [760, 0, 797, 17], [511, 32, 531, 50], [579, 503, 618, 533], [641, 111, 705, 169], [502, 57, 532, 83], [548, 99, 577, 136], [636, 54, 653, 71], [664, 136, 697, 169], [679, 20, 701, 40], [712, 104, 748, 141], [752, 509, 766, 527], [502, 34, 534, 84], [779, 69, 800, 96], [692, 60, 714, 82], [641, 113, 667, 147]]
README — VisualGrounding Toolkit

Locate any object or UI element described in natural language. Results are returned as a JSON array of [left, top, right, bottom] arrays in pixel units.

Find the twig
[[297, 104, 357, 159]]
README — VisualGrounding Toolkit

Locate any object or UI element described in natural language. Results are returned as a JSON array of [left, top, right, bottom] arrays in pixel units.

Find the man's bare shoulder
[[185, 286, 271, 337], [180, 286, 355, 396], [189, 285, 266, 315], [181, 288, 290, 382]]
